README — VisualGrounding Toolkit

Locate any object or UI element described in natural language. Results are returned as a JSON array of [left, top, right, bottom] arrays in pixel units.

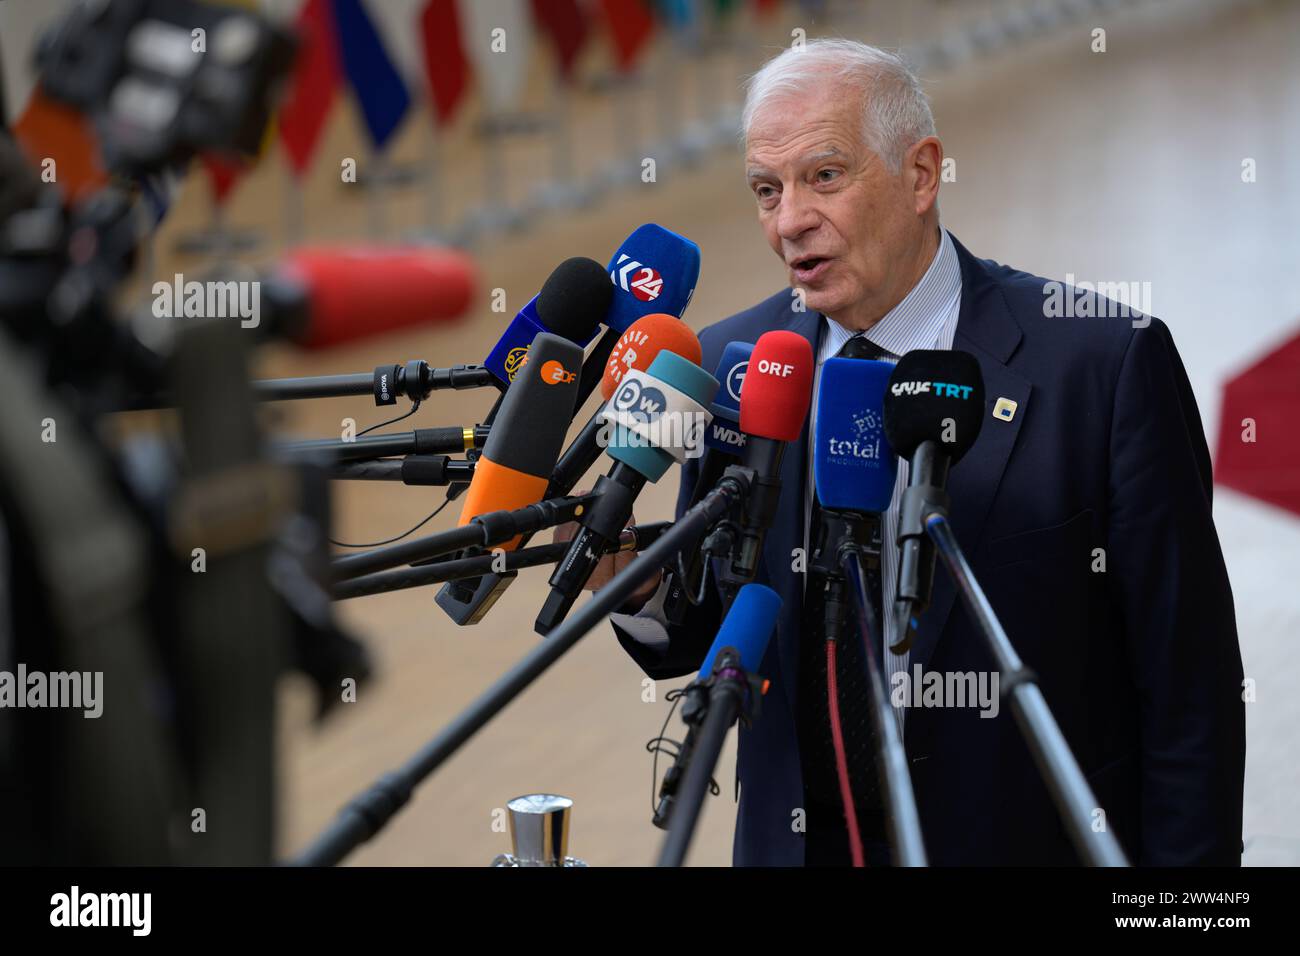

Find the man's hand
[[552, 491, 661, 611]]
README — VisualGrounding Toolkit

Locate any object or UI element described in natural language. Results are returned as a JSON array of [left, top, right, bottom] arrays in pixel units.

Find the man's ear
[[908, 136, 943, 216]]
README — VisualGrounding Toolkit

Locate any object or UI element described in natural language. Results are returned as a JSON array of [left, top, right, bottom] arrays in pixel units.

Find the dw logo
[[612, 377, 666, 423]]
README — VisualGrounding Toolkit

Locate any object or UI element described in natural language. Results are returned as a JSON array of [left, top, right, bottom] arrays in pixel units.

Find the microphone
[[276, 245, 478, 350], [725, 330, 814, 588], [574, 224, 702, 408], [663, 341, 753, 620], [550, 313, 703, 497], [882, 349, 985, 650], [534, 349, 718, 634], [435, 314, 701, 622], [656, 583, 780, 862], [604, 224, 700, 333], [449, 332, 585, 549], [810, 356, 899, 645], [696, 582, 782, 680], [813, 358, 898, 515], [482, 256, 610, 387]]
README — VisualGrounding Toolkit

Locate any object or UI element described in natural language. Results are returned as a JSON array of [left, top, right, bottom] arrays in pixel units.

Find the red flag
[[420, 0, 471, 127], [279, 0, 342, 178], [754, 0, 782, 16], [200, 154, 249, 206], [598, 0, 655, 74], [1215, 325, 1300, 517], [530, 0, 590, 83]]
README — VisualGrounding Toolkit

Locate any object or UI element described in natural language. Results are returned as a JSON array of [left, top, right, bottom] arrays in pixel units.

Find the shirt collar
[[819, 227, 962, 360]]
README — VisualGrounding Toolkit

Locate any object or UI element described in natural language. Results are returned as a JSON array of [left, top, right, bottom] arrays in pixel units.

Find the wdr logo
[[611, 254, 664, 302]]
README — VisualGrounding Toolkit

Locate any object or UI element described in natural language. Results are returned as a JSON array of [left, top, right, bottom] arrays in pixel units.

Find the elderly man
[[586, 39, 1244, 866]]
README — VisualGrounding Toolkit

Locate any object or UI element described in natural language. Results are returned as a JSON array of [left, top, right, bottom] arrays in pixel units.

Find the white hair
[[741, 39, 936, 174]]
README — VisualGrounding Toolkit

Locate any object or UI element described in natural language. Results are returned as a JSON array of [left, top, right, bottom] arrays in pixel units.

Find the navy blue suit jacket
[[613, 233, 1246, 866]]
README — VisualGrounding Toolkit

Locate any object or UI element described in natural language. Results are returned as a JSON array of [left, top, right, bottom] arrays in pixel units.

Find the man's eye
[[754, 185, 778, 204], [816, 168, 841, 183]]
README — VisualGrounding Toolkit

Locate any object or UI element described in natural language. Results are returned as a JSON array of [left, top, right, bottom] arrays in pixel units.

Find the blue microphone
[[697, 583, 782, 680], [813, 357, 899, 513], [605, 224, 701, 333], [703, 341, 752, 455], [655, 582, 782, 856]]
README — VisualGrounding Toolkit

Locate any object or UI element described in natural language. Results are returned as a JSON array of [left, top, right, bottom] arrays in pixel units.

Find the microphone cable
[[826, 640, 867, 867], [326, 399, 455, 548]]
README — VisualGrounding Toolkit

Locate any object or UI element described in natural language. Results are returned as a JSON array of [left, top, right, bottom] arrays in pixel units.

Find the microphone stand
[[253, 363, 496, 403], [331, 493, 597, 581], [329, 455, 475, 485], [656, 648, 763, 867], [331, 523, 672, 600], [276, 426, 491, 463], [924, 512, 1129, 867], [291, 468, 752, 866], [810, 507, 929, 867], [839, 547, 929, 867]]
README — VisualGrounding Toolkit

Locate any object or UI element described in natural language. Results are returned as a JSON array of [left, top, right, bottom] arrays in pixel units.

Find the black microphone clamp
[[372, 362, 496, 406]]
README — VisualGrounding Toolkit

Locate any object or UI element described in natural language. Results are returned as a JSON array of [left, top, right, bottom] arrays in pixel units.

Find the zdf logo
[[539, 360, 577, 385]]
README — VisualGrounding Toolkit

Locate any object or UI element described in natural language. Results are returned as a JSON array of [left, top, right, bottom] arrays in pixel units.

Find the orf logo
[[611, 254, 664, 302], [539, 360, 577, 385], [611, 377, 666, 423], [504, 346, 530, 381]]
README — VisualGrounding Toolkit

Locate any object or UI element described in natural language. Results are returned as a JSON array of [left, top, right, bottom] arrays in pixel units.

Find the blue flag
[[331, 0, 411, 150]]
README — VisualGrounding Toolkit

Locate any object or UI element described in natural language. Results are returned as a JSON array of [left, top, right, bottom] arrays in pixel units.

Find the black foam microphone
[[882, 349, 985, 650]]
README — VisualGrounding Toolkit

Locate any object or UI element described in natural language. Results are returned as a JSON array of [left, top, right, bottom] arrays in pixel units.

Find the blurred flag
[[11, 85, 108, 204], [753, 0, 781, 16], [331, 0, 412, 150], [599, 0, 656, 74], [420, 0, 472, 125], [280, 0, 342, 176], [201, 154, 249, 206], [654, 0, 697, 31], [1216, 326, 1300, 518], [460, 0, 533, 114], [530, 0, 590, 83]]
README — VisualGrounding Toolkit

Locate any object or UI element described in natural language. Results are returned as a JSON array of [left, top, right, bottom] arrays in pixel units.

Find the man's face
[[745, 80, 925, 326]]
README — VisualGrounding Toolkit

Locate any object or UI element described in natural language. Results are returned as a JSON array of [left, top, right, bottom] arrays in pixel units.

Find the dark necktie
[[799, 332, 891, 852]]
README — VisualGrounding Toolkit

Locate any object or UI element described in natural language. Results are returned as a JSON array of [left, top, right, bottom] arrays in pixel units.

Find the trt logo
[[611, 254, 664, 302], [890, 380, 973, 399]]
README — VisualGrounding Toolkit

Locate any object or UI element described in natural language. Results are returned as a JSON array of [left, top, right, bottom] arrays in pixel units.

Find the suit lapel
[[905, 237, 1032, 674]]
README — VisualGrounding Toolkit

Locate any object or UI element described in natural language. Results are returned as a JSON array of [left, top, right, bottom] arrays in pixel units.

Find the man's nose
[[776, 186, 820, 242]]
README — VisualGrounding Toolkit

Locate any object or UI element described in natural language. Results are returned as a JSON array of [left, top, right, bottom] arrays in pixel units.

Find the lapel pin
[[993, 397, 1018, 422]]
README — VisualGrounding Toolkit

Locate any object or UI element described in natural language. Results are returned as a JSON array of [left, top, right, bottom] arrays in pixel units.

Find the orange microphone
[[453, 332, 583, 549]]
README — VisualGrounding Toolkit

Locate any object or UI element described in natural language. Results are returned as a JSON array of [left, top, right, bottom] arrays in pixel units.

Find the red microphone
[[277, 245, 477, 350], [730, 329, 815, 583], [739, 330, 815, 441]]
